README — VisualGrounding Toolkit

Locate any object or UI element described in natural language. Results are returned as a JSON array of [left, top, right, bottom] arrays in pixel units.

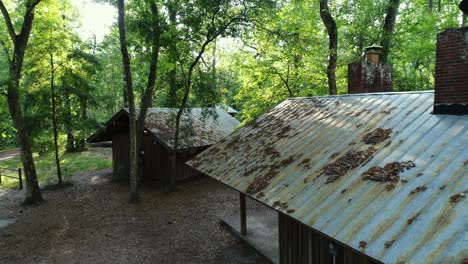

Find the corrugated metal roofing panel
[[187, 92, 468, 263], [89, 107, 240, 150], [139, 108, 240, 149]]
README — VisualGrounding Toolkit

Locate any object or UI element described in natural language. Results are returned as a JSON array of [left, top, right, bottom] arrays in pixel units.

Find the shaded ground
[[0, 168, 271, 263], [222, 210, 279, 264]]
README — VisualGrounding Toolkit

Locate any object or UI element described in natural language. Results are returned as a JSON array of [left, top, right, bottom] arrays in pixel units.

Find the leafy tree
[[0, 0, 44, 203]]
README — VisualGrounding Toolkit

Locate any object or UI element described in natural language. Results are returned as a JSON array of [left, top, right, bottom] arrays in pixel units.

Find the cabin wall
[[279, 213, 380, 264], [112, 132, 130, 179], [112, 132, 204, 182]]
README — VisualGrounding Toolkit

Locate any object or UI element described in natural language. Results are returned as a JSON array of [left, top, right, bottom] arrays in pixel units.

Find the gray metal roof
[[141, 108, 240, 149], [88, 107, 240, 150], [187, 91, 467, 263]]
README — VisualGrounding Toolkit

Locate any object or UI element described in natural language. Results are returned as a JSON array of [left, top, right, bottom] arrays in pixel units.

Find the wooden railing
[[0, 167, 22, 190]]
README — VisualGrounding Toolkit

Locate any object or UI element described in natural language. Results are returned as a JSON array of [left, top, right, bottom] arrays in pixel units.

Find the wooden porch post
[[240, 192, 247, 236]]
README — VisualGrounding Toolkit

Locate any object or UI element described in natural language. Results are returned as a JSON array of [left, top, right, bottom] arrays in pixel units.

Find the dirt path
[[0, 169, 270, 263]]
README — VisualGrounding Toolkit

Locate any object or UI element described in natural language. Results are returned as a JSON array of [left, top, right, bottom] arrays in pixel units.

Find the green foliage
[[1, 0, 465, 157]]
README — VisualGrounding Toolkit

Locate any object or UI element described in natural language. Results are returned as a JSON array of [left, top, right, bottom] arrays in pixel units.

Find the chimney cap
[[365, 45, 383, 54]]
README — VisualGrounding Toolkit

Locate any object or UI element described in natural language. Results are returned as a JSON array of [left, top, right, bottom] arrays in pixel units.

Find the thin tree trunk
[[63, 86, 74, 152], [170, 18, 237, 190], [0, 0, 43, 204], [380, 0, 400, 64], [49, 51, 62, 184], [319, 0, 338, 95], [117, 0, 138, 201], [135, 2, 161, 184], [75, 99, 87, 151], [117, 0, 161, 201], [167, 1, 178, 107]]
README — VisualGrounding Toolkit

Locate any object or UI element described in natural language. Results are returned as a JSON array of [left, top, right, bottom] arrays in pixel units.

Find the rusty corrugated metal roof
[[187, 91, 467, 263], [141, 108, 240, 149], [88, 107, 240, 150]]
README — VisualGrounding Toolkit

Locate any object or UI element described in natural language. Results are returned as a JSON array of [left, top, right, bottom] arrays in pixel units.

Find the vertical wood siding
[[279, 213, 380, 264], [112, 133, 203, 182], [112, 133, 130, 179]]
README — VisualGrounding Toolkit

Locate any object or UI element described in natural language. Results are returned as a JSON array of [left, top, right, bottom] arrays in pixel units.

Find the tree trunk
[[428, 0, 433, 13], [380, 0, 400, 64], [0, 0, 43, 204], [49, 51, 62, 184], [117, 0, 161, 201], [319, 0, 338, 95], [63, 86, 75, 152], [167, 2, 178, 107], [117, 0, 138, 201], [75, 99, 87, 151], [170, 18, 236, 190]]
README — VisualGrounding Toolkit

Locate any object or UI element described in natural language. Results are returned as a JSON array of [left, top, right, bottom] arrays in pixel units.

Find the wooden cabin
[[88, 108, 239, 182]]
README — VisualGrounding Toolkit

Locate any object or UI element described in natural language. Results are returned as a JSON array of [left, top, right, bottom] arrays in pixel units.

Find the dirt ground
[[0, 167, 271, 263]]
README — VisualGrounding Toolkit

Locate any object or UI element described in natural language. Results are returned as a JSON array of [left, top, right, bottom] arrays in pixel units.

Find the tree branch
[[19, 0, 43, 40], [0, 0, 17, 45], [138, 1, 161, 128]]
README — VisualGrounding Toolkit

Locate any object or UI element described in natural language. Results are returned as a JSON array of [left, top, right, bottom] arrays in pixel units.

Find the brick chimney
[[433, 26, 468, 115], [348, 45, 393, 94]]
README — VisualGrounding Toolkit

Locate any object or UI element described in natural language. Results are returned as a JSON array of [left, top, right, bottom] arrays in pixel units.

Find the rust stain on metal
[[359, 241, 367, 249], [362, 161, 415, 182], [363, 128, 392, 144], [323, 147, 376, 184], [298, 158, 311, 171], [276, 125, 292, 138], [384, 240, 396, 248], [246, 155, 297, 194], [246, 168, 279, 194], [381, 106, 397, 114], [410, 185, 427, 194], [407, 211, 421, 225], [272, 200, 288, 209], [385, 183, 396, 191], [264, 146, 280, 160], [450, 193, 465, 203]]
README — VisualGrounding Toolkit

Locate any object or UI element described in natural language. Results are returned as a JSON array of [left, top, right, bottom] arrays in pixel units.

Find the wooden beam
[[240, 192, 247, 236]]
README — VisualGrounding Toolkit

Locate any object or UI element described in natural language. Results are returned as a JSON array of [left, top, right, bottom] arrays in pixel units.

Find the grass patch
[[0, 148, 112, 189]]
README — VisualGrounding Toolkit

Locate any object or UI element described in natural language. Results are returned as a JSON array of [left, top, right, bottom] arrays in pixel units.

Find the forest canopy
[[0, 0, 465, 201]]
